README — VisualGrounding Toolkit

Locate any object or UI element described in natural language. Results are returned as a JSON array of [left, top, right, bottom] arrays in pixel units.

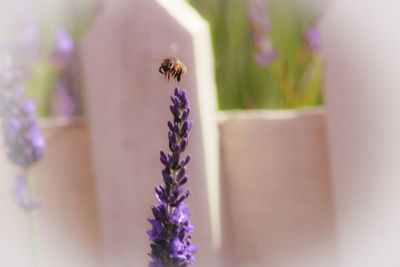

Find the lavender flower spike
[[0, 54, 45, 210], [305, 26, 321, 52], [0, 56, 45, 169], [247, 0, 277, 65], [53, 27, 74, 66], [147, 88, 197, 266]]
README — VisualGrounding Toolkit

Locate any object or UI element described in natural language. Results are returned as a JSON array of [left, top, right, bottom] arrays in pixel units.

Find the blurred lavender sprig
[[53, 27, 75, 67], [247, 0, 277, 65], [51, 27, 81, 117], [13, 173, 41, 211], [0, 54, 45, 210], [305, 25, 320, 52], [147, 88, 197, 266], [52, 79, 77, 117]]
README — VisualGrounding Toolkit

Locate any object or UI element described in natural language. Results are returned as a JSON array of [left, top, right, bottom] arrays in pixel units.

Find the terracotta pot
[[219, 108, 337, 267]]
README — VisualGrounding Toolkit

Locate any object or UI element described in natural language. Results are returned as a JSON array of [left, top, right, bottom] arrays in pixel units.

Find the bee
[[159, 57, 187, 82]]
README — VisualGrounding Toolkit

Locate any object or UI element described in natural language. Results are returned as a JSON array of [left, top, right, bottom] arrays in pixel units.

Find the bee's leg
[[176, 69, 182, 82], [175, 69, 182, 79], [167, 73, 170, 81], [159, 67, 167, 79]]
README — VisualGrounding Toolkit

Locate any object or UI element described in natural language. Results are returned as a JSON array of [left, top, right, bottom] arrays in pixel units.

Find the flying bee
[[159, 57, 187, 82]]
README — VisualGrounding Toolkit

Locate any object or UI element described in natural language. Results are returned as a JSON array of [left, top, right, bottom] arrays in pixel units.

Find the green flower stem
[[26, 171, 40, 267]]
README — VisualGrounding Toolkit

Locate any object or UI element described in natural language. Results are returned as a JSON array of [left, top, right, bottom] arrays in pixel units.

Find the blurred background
[[1, 0, 400, 266], [0, 0, 326, 116]]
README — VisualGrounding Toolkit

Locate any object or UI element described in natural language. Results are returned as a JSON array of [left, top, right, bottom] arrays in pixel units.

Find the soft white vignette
[[320, 0, 400, 266]]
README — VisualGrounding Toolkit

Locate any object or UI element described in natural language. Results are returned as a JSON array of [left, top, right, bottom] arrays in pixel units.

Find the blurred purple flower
[[147, 88, 197, 266], [305, 26, 320, 52], [13, 174, 41, 211], [253, 41, 277, 65], [56, 28, 74, 55], [247, 0, 277, 65], [51, 27, 82, 117], [0, 94, 45, 168], [52, 81, 77, 117], [53, 28, 74, 65], [0, 54, 44, 210], [248, 0, 271, 32]]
